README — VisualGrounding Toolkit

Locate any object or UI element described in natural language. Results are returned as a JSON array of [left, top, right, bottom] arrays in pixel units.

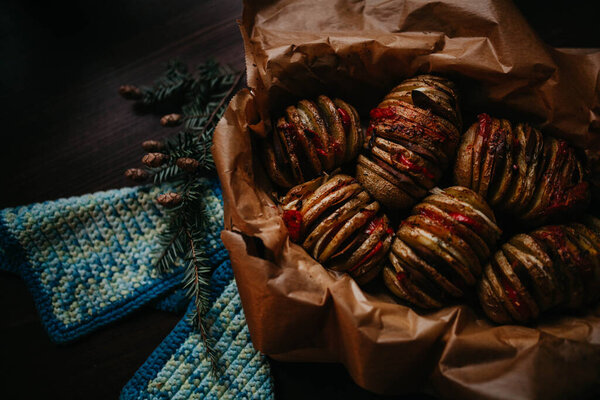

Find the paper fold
[[213, 1, 600, 398]]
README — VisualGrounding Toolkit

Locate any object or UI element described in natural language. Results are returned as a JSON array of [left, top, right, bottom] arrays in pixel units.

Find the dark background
[[0, 1, 597, 399]]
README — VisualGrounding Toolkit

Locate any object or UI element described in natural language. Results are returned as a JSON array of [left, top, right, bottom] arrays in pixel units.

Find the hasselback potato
[[383, 186, 501, 308], [262, 95, 363, 188], [281, 174, 393, 285], [478, 215, 600, 324], [357, 75, 461, 210], [454, 113, 590, 226]]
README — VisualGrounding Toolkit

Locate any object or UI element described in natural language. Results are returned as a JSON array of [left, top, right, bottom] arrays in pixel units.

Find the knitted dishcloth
[[121, 259, 275, 400], [0, 179, 226, 343]]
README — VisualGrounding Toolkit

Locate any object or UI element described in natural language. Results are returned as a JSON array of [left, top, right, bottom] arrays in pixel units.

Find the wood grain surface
[[0, 0, 597, 399]]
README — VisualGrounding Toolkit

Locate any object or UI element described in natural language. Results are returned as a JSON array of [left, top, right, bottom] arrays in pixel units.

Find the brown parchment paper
[[213, 1, 600, 398]]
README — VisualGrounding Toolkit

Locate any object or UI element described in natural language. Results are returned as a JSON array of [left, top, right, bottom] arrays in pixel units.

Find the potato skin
[[281, 174, 393, 285], [453, 114, 590, 226], [384, 186, 500, 309], [358, 75, 461, 212], [478, 216, 600, 324], [262, 96, 363, 188]]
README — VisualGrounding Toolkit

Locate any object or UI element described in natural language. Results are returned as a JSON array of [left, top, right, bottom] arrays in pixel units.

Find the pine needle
[[134, 58, 241, 375]]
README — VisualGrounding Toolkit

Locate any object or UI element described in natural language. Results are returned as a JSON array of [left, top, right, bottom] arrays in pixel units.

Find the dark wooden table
[[0, 1, 597, 398]]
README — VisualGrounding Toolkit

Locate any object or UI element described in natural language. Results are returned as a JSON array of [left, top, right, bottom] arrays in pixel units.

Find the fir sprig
[[121, 59, 242, 374], [140, 60, 193, 105]]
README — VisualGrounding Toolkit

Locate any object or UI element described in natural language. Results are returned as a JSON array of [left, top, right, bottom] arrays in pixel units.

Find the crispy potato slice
[[531, 226, 585, 309], [442, 186, 497, 222], [327, 213, 391, 270], [318, 202, 379, 262], [350, 234, 393, 285], [285, 105, 322, 176], [356, 155, 416, 210], [407, 212, 481, 277], [387, 251, 444, 308], [317, 95, 346, 165], [470, 114, 500, 194], [302, 191, 370, 251], [302, 183, 362, 235], [383, 264, 435, 309], [369, 145, 431, 193], [483, 260, 525, 323], [479, 119, 510, 198], [502, 243, 554, 311], [275, 117, 304, 183], [424, 190, 501, 246], [391, 236, 463, 298], [519, 137, 566, 222], [299, 174, 356, 215], [509, 233, 562, 307], [453, 123, 477, 188], [262, 136, 294, 188], [487, 119, 516, 206], [503, 124, 533, 210], [493, 250, 539, 322], [367, 149, 427, 198], [281, 176, 325, 207], [371, 113, 451, 165], [373, 137, 440, 188], [379, 98, 459, 141], [563, 226, 600, 304], [398, 222, 475, 286], [334, 99, 362, 163], [385, 81, 459, 128], [297, 100, 335, 170], [410, 89, 460, 131], [571, 221, 600, 252], [413, 202, 491, 264], [477, 273, 513, 324]]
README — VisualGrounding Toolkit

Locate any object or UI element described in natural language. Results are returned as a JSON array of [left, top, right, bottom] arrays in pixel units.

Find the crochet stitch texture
[[0, 178, 273, 399], [122, 259, 275, 400]]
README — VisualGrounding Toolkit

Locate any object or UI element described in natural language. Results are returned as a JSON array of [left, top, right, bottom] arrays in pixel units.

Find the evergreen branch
[[154, 226, 184, 274], [141, 60, 193, 106], [125, 58, 240, 376], [199, 71, 243, 167], [183, 223, 219, 373], [204, 71, 244, 129]]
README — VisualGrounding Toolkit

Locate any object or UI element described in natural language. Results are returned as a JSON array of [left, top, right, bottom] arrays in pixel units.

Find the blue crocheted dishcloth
[[121, 259, 274, 400], [0, 178, 274, 399], [0, 178, 226, 343]]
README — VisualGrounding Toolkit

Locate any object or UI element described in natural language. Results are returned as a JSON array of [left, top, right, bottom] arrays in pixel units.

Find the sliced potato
[[453, 123, 477, 188], [317, 95, 346, 165], [477, 271, 513, 324], [297, 99, 335, 170], [356, 155, 417, 210], [391, 236, 463, 298], [334, 98, 362, 163]]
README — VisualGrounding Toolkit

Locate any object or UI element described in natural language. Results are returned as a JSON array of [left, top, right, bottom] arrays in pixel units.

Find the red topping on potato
[[369, 107, 396, 120], [349, 241, 384, 272], [391, 152, 435, 179], [283, 210, 303, 242], [448, 212, 483, 234], [500, 274, 531, 320], [337, 107, 351, 130]]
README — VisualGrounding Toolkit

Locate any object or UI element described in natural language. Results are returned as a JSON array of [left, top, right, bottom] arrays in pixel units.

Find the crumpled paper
[[213, 1, 600, 398]]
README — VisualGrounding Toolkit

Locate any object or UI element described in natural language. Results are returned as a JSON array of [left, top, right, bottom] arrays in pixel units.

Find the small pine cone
[[157, 192, 183, 208], [142, 140, 165, 152], [142, 152, 169, 168], [124, 168, 149, 182], [118, 84, 142, 100], [160, 113, 182, 127], [176, 157, 200, 172]]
